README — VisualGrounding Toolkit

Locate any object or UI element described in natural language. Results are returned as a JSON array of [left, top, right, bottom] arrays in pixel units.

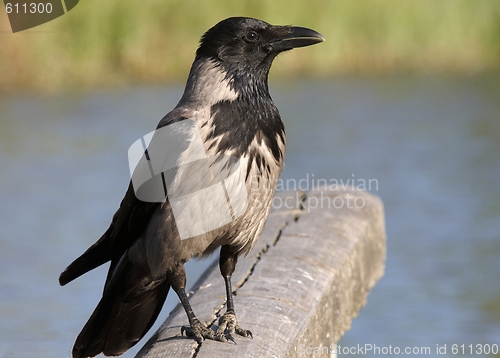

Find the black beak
[[268, 26, 325, 52]]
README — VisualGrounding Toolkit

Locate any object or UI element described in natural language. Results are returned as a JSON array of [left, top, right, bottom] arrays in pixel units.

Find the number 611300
[[5, 2, 53, 14]]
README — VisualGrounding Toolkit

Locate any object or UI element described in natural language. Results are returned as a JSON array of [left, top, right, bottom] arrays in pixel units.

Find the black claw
[[235, 326, 252, 338], [227, 334, 237, 345]]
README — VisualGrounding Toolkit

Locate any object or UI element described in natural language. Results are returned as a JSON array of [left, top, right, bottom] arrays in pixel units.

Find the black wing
[[59, 109, 187, 286]]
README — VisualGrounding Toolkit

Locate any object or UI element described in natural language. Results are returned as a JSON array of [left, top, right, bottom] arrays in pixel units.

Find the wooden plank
[[136, 188, 386, 358]]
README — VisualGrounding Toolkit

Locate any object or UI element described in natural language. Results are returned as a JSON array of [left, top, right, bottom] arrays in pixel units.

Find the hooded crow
[[59, 17, 323, 357]]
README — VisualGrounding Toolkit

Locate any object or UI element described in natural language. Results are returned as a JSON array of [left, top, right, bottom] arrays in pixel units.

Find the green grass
[[1, 0, 499, 93]]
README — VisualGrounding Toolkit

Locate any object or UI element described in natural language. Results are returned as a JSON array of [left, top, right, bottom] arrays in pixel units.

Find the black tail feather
[[72, 256, 170, 358], [59, 230, 113, 286]]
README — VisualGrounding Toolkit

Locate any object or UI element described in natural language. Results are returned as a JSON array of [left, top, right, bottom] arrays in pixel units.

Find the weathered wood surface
[[136, 188, 386, 358]]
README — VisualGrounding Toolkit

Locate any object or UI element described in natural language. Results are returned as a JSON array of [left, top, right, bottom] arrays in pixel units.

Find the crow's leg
[[216, 245, 253, 342], [171, 263, 226, 343]]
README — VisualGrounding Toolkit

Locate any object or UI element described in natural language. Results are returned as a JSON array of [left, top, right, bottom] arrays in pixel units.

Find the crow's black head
[[196, 17, 324, 75]]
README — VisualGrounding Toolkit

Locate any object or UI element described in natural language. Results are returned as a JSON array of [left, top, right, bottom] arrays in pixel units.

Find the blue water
[[0, 76, 499, 357]]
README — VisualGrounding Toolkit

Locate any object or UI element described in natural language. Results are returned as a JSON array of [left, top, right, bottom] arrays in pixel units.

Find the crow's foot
[[216, 311, 252, 343], [181, 312, 252, 344], [181, 320, 219, 343], [181, 319, 235, 344]]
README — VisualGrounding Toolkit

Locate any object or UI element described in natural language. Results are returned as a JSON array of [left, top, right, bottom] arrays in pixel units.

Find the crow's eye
[[244, 31, 260, 43]]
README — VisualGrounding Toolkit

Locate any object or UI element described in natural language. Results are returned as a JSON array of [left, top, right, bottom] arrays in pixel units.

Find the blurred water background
[[1, 0, 500, 357]]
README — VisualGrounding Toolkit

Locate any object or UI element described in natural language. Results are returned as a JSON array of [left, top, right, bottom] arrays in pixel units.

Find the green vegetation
[[1, 0, 499, 93]]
